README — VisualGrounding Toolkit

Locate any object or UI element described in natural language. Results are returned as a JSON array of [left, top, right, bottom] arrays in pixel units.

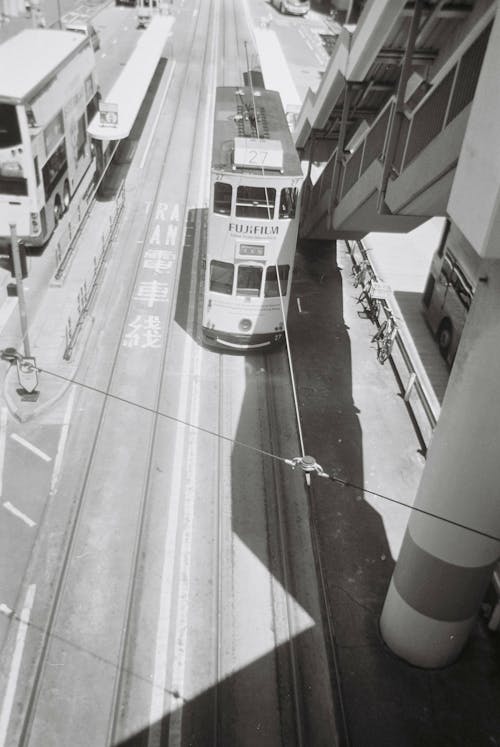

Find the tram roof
[[212, 86, 302, 178], [88, 15, 174, 141], [0, 30, 88, 104]]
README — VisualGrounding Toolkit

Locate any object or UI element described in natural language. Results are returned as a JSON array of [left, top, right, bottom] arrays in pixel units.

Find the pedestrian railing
[[346, 239, 441, 452], [63, 184, 125, 361]]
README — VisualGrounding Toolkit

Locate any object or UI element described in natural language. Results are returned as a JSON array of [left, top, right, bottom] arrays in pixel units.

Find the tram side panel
[[202, 171, 302, 351]]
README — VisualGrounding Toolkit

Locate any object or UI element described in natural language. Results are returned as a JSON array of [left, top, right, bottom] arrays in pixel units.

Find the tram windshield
[[235, 186, 275, 219], [210, 260, 234, 294], [213, 182, 232, 214], [265, 265, 289, 296], [236, 265, 263, 296]]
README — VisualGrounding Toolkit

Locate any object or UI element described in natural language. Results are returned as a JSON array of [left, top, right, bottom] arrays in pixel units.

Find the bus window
[[236, 265, 262, 296], [214, 182, 232, 214], [279, 187, 297, 219], [210, 260, 234, 294], [235, 186, 275, 219], [42, 141, 68, 200], [439, 255, 453, 284], [264, 265, 289, 296], [451, 269, 472, 310], [0, 104, 22, 148]]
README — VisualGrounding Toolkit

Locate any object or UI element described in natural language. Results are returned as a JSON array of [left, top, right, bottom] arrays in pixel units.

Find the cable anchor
[[285, 455, 330, 478]]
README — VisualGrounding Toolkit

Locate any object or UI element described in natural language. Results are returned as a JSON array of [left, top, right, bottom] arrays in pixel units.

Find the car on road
[[270, 0, 310, 15]]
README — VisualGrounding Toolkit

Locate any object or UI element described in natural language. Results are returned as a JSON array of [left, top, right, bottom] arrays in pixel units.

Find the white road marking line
[[168, 17, 219, 745], [49, 385, 76, 497], [297, 297, 303, 313], [0, 407, 8, 497], [147, 342, 191, 747], [0, 584, 36, 747], [10, 434, 51, 462], [3, 502, 36, 528], [0, 604, 12, 617], [140, 60, 177, 170]]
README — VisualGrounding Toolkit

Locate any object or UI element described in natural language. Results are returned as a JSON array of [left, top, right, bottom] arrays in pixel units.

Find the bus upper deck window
[[264, 265, 289, 297], [279, 188, 297, 219], [210, 260, 234, 294], [0, 104, 22, 148], [235, 186, 275, 219], [214, 182, 232, 214], [236, 265, 262, 296]]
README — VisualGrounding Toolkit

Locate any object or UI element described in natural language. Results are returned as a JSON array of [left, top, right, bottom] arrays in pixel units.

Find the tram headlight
[[239, 318, 252, 332]]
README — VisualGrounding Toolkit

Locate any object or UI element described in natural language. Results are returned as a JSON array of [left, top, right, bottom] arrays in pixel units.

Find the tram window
[[214, 182, 232, 214], [264, 265, 290, 297], [235, 186, 275, 219], [279, 188, 297, 219], [210, 260, 234, 294], [236, 265, 263, 296]]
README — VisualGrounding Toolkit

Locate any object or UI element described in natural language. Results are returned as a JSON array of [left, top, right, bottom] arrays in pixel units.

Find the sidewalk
[[1, 191, 122, 422], [289, 237, 500, 746]]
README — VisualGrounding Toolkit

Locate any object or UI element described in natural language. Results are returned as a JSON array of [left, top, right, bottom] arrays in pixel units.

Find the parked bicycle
[[357, 279, 381, 323], [352, 260, 371, 289], [372, 314, 398, 364]]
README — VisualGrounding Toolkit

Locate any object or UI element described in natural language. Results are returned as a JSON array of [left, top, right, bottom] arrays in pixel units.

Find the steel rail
[[15, 1, 217, 744]]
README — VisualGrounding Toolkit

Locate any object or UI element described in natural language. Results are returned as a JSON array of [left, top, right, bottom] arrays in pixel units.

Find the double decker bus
[[0, 29, 99, 248], [422, 220, 480, 364], [202, 86, 303, 350]]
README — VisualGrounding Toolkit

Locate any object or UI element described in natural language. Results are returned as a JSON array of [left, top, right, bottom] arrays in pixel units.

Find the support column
[[381, 1, 500, 669], [380, 255, 500, 667]]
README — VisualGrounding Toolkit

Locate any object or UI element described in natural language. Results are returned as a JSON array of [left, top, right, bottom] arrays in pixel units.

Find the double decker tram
[[202, 86, 303, 350]]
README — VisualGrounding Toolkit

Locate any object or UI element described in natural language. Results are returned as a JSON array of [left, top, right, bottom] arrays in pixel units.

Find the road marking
[[10, 434, 51, 462], [168, 21, 219, 744], [0, 407, 8, 497], [140, 60, 177, 170], [0, 604, 12, 617], [49, 385, 76, 497], [0, 584, 36, 747], [3, 502, 36, 528], [297, 297, 302, 313]]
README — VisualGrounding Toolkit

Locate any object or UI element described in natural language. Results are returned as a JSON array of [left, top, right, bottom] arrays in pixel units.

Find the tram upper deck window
[[236, 265, 262, 296], [236, 186, 275, 219], [264, 265, 289, 297], [214, 182, 232, 214], [210, 260, 234, 294], [279, 188, 297, 219]]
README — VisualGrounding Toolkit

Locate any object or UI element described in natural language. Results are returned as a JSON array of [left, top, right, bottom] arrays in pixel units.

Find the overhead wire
[[27, 363, 500, 545]]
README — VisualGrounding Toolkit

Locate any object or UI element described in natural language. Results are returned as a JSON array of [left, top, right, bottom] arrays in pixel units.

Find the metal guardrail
[[63, 184, 125, 361], [345, 239, 441, 453]]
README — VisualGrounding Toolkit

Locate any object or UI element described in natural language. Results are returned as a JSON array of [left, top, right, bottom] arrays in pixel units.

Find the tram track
[[7, 0, 223, 744]]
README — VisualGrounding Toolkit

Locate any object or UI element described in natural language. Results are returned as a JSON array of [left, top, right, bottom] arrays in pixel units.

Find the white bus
[[0, 29, 99, 247], [422, 220, 480, 364]]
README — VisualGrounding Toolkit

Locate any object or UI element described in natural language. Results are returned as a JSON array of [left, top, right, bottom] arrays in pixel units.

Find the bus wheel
[[437, 320, 452, 358], [63, 180, 71, 212], [54, 195, 63, 225]]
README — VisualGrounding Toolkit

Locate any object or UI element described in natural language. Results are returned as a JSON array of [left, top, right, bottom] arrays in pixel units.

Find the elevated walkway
[[296, 0, 496, 240]]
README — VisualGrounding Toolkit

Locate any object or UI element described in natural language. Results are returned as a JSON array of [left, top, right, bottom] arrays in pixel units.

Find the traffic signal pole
[[9, 223, 31, 358]]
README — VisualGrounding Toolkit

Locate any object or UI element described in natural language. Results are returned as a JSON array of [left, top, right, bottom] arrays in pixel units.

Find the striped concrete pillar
[[380, 258, 500, 667]]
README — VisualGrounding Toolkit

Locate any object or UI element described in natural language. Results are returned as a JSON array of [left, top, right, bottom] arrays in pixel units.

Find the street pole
[[9, 223, 31, 358]]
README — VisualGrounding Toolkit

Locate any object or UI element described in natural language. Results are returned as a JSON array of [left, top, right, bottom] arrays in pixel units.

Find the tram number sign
[[234, 137, 283, 170], [99, 102, 118, 128], [239, 244, 265, 257]]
